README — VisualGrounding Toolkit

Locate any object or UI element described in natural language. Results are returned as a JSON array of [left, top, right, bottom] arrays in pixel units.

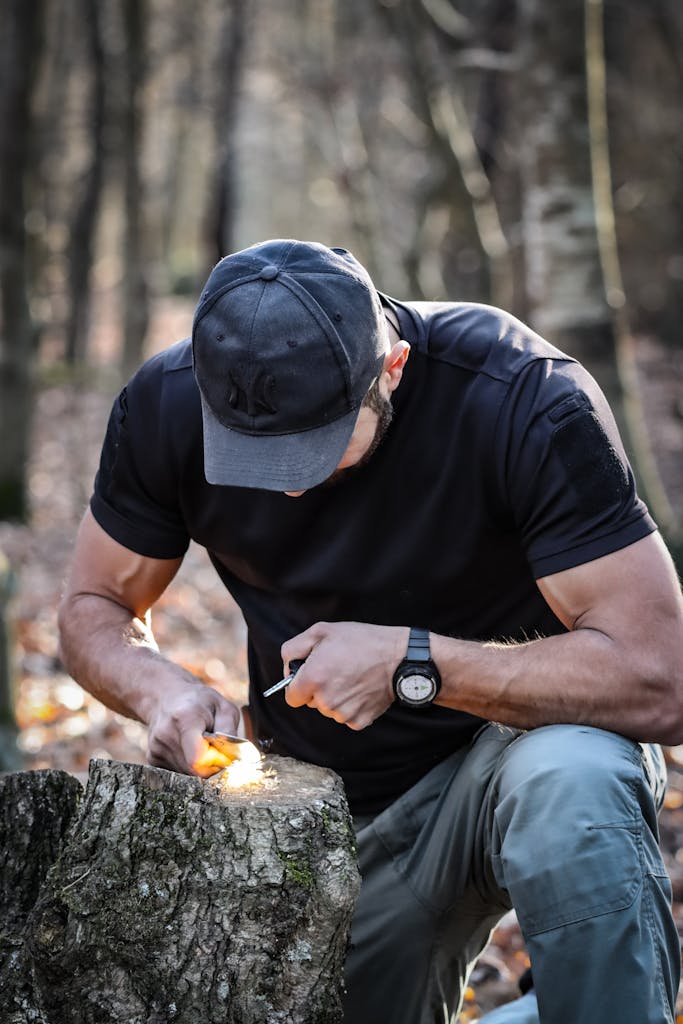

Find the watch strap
[[406, 627, 431, 662]]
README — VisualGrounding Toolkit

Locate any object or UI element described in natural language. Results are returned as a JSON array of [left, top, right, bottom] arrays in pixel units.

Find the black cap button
[[259, 264, 279, 280]]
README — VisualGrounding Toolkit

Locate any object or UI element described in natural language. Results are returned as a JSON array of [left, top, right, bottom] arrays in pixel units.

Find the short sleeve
[[90, 356, 191, 559], [497, 359, 656, 578]]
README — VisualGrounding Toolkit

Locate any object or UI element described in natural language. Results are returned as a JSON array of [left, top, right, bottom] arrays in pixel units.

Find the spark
[[219, 759, 267, 789]]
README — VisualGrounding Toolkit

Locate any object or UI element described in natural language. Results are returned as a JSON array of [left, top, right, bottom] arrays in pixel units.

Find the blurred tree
[[0, 0, 44, 777], [35, 0, 73, 303], [64, 0, 106, 366], [202, 0, 249, 271], [0, 0, 45, 521], [587, 0, 678, 538], [120, 0, 150, 381], [608, 0, 683, 350], [516, 0, 605, 359], [652, 0, 683, 349], [304, 0, 384, 278], [514, 0, 677, 538], [375, 0, 512, 306], [151, 1, 205, 293], [0, 552, 20, 770]]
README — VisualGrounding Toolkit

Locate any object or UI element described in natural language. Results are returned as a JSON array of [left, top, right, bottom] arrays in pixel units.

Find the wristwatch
[[392, 627, 441, 707]]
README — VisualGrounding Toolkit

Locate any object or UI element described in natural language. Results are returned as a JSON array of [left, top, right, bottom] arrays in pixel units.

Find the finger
[[180, 725, 214, 776], [284, 674, 312, 709], [211, 700, 241, 736], [186, 695, 240, 775], [345, 714, 372, 731], [297, 688, 346, 724], [281, 622, 328, 670], [148, 733, 191, 775], [283, 649, 315, 677], [240, 705, 255, 741], [329, 700, 372, 727], [191, 739, 232, 777]]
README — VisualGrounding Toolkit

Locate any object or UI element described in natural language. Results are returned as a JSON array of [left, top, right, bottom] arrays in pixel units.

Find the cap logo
[[227, 365, 278, 416]]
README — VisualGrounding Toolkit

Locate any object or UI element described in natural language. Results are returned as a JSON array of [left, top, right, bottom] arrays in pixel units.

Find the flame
[[219, 758, 267, 789]]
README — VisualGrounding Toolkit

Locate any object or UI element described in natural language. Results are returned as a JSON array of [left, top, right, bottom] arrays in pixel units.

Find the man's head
[[192, 239, 408, 492]]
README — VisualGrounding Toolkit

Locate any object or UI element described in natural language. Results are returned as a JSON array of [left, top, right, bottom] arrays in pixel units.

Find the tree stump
[[0, 768, 82, 1023], [0, 756, 360, 1024]]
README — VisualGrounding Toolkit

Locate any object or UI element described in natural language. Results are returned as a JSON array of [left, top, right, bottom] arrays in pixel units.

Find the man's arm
[[58, 509, 241, 775], [282, 533, 683, 743], [432, 531, 683, 741]]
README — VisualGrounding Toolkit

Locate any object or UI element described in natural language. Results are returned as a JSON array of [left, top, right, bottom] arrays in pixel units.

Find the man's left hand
[[280, 621, 408, 730]]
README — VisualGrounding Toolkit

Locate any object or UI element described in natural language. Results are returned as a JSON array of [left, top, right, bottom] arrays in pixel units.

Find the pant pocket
[[491, 727, 648, 936], [506, 822, 643, 936]]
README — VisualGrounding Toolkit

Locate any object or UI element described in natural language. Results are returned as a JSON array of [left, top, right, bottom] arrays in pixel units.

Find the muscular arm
[[282, 533, 683, 743], [58, 509, 241, 775], [431, 532, 683, 742]]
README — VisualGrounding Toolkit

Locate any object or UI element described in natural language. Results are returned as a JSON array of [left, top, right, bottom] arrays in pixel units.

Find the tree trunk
[[516, 0, 611, 362], [0, 0, 45, 521], [377, 0, 512, 306], [64, 0, 106, 367], [157, 7, 202, 292], [1, 756, 360, 1024], [516, 0, 677, 536], [584, 0, 678, 538], [120, 0, 150, 382], [203, 0, 248, 270]]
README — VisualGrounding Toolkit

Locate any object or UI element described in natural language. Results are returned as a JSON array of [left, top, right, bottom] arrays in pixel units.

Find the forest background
[[1, 0, 683, 1018]]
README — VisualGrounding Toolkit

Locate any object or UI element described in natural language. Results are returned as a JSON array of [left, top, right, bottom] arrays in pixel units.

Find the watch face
[[397, 671, 436, 705]]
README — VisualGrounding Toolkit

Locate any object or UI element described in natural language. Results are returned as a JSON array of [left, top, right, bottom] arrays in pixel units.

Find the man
[[58, 239, 683, 1023]]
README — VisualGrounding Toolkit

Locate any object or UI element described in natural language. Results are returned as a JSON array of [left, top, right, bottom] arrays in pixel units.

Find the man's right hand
[[146, 680, 242, 777], [59, 510, 244, 779]]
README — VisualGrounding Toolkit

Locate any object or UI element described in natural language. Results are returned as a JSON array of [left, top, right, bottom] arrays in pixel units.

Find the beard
[[321, 390, 394, 488]]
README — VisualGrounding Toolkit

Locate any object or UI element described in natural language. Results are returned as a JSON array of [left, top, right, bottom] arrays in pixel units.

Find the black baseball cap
[[192, 239, 388, 491]]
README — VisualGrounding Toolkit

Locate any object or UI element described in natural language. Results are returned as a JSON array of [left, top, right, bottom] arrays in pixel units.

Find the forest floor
[[1, 293, 683, 1019]]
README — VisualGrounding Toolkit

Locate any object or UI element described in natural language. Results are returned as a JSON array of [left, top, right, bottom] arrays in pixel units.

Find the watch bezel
[[393, 659, 442, 707]]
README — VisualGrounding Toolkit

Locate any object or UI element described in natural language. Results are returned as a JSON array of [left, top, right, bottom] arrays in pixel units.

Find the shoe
[[474, 972, 537, 1024]]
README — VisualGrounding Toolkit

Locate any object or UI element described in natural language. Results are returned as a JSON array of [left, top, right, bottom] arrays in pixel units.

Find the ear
[[381, 341, 410, 395]]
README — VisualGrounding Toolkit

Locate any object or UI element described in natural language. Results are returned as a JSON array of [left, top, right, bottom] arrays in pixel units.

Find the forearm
[[58, 592, 201, 725], [58, 514, 241, 776], [431, 626, 676, 742], [283, 539, 683, 740]]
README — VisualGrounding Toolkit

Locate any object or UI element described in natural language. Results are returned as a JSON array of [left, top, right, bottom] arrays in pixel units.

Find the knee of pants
[[489, 725, 659, 936]]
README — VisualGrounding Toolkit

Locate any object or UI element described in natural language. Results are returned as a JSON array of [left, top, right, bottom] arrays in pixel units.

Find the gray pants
[[345, 724, 679, 1024]]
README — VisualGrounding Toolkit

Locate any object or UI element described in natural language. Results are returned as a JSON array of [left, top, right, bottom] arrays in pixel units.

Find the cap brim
[[200, 391, 359, 491]]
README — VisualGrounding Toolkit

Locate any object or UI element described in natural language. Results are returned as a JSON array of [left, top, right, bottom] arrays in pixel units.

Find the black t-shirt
[[90, 299, 656, 814]]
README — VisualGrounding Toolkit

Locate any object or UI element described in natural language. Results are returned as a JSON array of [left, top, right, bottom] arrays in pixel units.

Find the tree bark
[[1, 756, 360, 1024], [0, 768, 82, 1022]]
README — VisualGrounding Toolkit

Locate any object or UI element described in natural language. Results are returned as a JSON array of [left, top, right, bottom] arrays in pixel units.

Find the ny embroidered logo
[[227, 366, 278, 416]]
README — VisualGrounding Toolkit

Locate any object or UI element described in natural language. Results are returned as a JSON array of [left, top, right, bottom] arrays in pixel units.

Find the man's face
[[283, 382, 393, 497]]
